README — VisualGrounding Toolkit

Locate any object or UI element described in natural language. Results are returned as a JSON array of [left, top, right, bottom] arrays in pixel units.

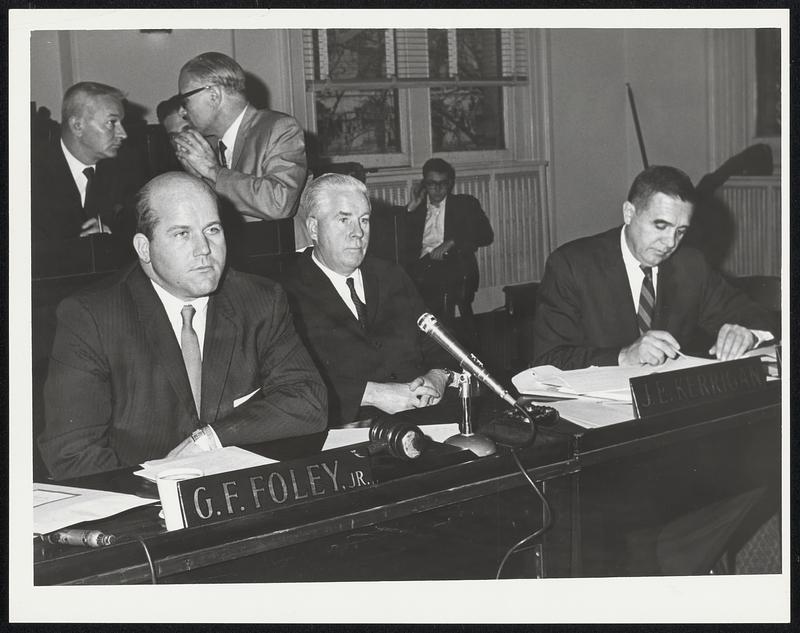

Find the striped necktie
[[346, 277, 367, 329], [637, 266, 655, 334]]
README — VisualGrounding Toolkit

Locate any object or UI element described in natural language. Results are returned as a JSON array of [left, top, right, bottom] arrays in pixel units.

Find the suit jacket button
[[389, 373, 397, 380], [373, 341, 382, 349]]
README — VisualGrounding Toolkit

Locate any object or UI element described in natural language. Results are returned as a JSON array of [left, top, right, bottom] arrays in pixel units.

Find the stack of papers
[[34, 483, 158, 535], [134, 446, 275, 482], [513, 355, 719, 404], [513, 354, 723, 429], [547, 398, 634, 429]]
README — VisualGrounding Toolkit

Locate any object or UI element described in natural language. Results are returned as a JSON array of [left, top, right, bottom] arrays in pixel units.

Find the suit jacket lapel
[[127, 266, 199, 429], [230, 104, 257, 170], [361, 259, 380, 330], [301, 250, 366, 337], [200, 286, 238, 424], [51, 145, 84, 228], [653, 258, 676, 330], [604, 230, 640, 338]]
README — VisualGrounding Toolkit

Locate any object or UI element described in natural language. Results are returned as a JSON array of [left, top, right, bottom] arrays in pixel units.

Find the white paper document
[[33, 483, 158, 535], [550, 398, 634, 429], [513, 354, 719, 402], [134, 446, 275, 482]]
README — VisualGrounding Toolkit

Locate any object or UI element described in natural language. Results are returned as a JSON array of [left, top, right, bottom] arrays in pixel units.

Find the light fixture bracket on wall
[[139, 29, 172, 34]]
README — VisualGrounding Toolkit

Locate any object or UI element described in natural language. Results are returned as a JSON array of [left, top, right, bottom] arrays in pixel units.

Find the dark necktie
[[180, 305, 202, 417], [637, 266, 655, 335], [82, 166, 97, 218], [346, 277, 367, 329], [218, 140, 228, 168]]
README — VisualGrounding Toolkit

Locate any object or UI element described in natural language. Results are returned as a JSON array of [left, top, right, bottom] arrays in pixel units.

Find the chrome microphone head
[[417, 312, 437, 332]]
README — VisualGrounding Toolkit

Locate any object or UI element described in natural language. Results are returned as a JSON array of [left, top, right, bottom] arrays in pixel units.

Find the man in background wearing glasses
[[403, 158, 494, 325], [172, 51, 307, 257]]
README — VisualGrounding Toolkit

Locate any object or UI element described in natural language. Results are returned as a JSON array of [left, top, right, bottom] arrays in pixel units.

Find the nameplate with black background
[[176, 447, 374, 529], [630, 356, 767, 419]]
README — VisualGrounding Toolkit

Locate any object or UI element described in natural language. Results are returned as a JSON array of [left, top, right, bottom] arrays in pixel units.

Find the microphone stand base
[[445, 433, 497, 457]]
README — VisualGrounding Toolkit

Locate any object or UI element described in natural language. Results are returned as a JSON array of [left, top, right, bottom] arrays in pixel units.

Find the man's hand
[[618, 330, 681, 366], [709, 323, 756, 361], [406, 181, 426, 212], [408, 369, 449, 407], [362, 378, 441, 415], [166, 435, 206, 459], [79, 216, 111, 237], [173, 128, 221, 182], [429, 239, 455, 261]]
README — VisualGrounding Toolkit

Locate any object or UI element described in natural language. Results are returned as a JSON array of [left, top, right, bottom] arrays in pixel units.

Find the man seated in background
[[157, 94, 190, 141], [532, 165, 775, 370], [281, 174, 457, 427], [173, 51, 307, 257], [404, 158, 494, 323], [32, 81, 143, 244], [39, 172, 326, 480]]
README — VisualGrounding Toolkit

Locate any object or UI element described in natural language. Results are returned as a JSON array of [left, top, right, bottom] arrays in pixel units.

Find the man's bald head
[[133, 172, 226, 301], [135, 172, 217, 239]]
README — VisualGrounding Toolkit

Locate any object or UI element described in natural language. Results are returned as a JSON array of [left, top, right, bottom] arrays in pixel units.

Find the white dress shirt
[[620, 227, 659, 312], [311, 250, 365, 320], [219, 106, 247, 171], [150, 281, 210, 360], [60, 139, 96, 207], [420, 196, 447, 257]]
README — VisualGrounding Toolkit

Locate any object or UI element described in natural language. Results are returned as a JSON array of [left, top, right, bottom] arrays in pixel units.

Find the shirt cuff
[[192, 425, 223, 451], [751, 329, 774, 346]]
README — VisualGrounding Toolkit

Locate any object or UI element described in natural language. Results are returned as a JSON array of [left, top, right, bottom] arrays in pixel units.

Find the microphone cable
[[133, 535, 158, 584], [495, 402, 552, 579]]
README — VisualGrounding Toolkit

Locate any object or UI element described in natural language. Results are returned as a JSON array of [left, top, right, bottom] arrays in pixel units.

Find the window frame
[[301, 28, 527, 168]]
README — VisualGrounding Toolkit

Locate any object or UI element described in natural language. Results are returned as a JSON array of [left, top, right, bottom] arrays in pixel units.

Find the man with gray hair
[[39, 172, 326, 480], [32, 81, 143, 243], [281, 173, 456, 427], [173, 51, 307, 251]]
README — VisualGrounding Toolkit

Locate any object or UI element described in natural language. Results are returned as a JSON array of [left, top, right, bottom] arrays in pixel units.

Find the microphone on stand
[[417, 313, 516, 407]]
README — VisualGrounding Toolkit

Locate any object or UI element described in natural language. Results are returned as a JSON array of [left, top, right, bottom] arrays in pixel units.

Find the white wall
[[548, 30, 631, 246], [547, 28, 712, 248]]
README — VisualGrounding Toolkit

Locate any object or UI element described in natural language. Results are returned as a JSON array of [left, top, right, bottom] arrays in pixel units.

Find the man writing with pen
[[532, 165, 776, 371]]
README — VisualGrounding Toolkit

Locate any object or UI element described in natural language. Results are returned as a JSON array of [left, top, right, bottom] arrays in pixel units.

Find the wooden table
[[34, 383, 781, 584]]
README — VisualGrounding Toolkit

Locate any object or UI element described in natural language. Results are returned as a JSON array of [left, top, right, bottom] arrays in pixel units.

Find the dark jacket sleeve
[[210, 284, 327, 444], [694, 257, 778, 339], [39, 296, 122, 479], [450, 195, 493, 253], [532, 249, 622, 370]]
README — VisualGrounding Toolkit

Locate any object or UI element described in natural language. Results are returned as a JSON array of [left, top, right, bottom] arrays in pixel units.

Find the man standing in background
[[173, 51, 307, 255]]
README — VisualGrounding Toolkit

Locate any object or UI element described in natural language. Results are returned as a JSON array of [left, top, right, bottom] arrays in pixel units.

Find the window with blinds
[[303, 28, 529, 160]]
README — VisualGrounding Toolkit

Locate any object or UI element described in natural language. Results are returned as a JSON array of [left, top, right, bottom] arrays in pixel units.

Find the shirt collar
[[311, 249, 362, 286], [150, 279, 209, 316], [620, 225, 657, 274], [61, 138, 95, 180], [220, 105, 248, 159], [427, 195, 447, 212]]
